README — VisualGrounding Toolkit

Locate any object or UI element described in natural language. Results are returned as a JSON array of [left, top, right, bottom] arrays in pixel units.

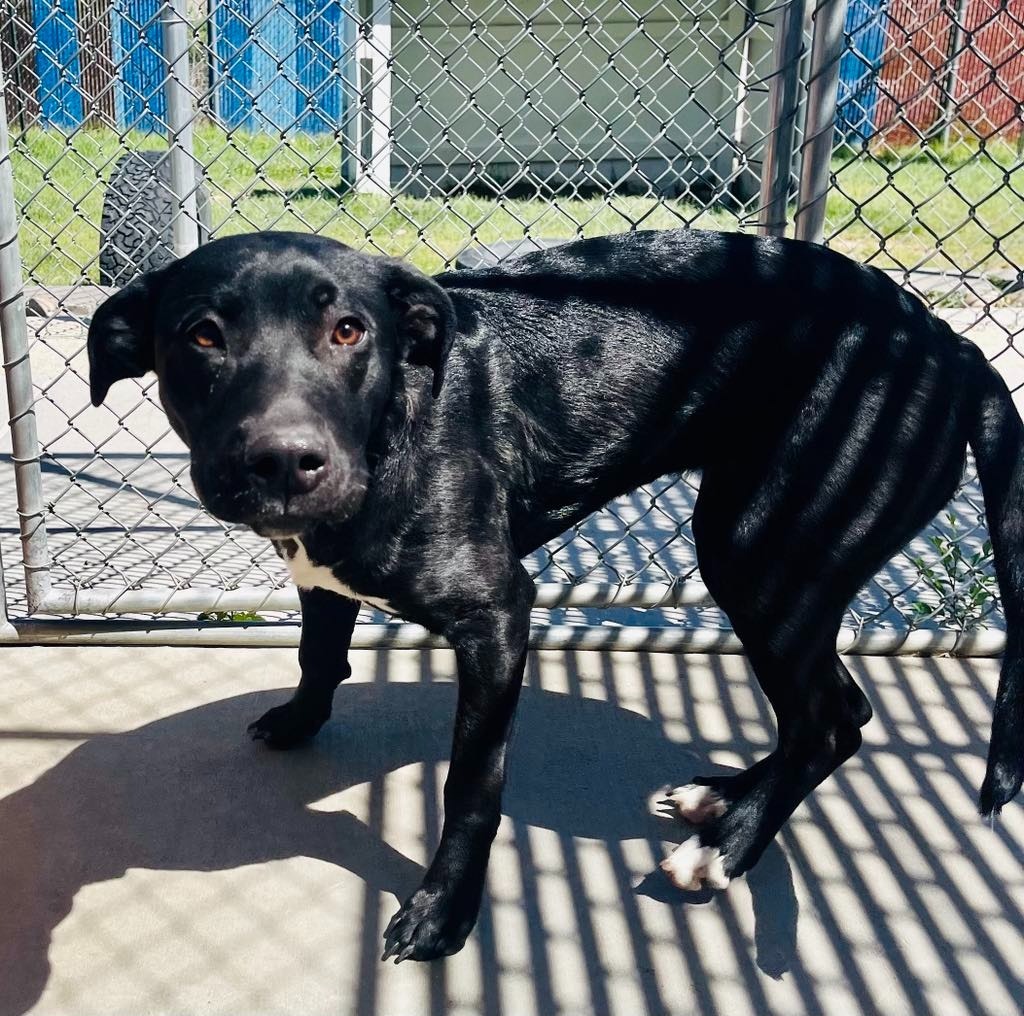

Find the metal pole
[[355, 0, 392, 195], [758, 0, 808, 236], [0, 541, 11, 633], [0, 44, 50, 613], [0, 616, 1006, 657], [794, 0, 848, 244], [340, 0, 360, 187], [939, 0, 969, 149], [34, 579, 716, 616], [206, 0, 220, 122], [160, 0, 200, 257]]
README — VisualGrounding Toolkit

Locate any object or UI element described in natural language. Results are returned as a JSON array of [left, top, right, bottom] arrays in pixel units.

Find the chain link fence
[[0, 0, 1020, 650]]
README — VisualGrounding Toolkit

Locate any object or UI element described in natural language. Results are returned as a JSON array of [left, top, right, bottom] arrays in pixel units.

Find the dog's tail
[[969, 350, 1024, 815]]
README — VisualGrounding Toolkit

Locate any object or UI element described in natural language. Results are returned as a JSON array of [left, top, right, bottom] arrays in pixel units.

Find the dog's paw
[[664, 783, 728, 824], [381, 886, 477, 963], [247, 699, 329, 749], [660, 835, 731, 891]]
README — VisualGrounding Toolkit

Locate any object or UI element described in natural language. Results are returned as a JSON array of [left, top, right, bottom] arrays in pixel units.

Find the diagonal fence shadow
[[0, 650, 1020, 1015]]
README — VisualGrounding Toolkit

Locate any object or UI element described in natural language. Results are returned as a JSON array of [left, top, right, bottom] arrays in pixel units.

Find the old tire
[[98, 150, 212, 286]]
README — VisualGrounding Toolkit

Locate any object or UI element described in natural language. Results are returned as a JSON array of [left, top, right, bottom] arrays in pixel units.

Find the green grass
[[12, 124, 1024, 286], [826, 138, 1024, 277]]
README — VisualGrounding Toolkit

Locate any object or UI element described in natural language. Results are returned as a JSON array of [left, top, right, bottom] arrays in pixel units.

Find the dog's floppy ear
[[386, 260, 457, 397], [87, 268, 167, 407]]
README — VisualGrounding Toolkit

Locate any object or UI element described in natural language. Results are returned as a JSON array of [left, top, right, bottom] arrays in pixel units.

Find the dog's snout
[[244, 433, 329, 495]]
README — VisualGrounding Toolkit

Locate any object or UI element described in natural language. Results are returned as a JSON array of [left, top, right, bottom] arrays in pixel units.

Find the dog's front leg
[[248, 587, 360, 748], [382, 569, 534, 962]]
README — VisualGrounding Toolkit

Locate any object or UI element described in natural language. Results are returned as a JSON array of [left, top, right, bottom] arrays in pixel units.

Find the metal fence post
[[938, 0, 969, 148], [0, 44, 50, 612], [340, 1, 360, 188], [355, 0, 392, 195], [794, 0, 848, 244], [0, 541, 14, 635], [758, 0, 808, 236], [161, 0, 200, 257]]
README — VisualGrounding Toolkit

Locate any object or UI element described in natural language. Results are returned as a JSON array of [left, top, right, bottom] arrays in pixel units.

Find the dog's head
[[88, 232, 455, 537]]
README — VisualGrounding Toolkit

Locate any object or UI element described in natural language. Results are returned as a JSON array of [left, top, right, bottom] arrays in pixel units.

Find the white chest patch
[[283, 538, 396, 615]]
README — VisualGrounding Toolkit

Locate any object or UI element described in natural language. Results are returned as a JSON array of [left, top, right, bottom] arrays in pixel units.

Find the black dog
[[87, 228, 1024, 961]]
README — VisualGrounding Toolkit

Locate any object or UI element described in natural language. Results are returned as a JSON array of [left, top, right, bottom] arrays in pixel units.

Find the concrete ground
[[0, 646, 1021, 1016]]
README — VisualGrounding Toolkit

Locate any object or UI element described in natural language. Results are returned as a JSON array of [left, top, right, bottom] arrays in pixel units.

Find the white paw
[[665, 784, 727, 824], [660, 835, 731, 891]]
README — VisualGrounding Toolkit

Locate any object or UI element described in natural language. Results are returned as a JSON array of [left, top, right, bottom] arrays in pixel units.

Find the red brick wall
[[872, 0, 1024, 144], [953, 0, 1024, 136]]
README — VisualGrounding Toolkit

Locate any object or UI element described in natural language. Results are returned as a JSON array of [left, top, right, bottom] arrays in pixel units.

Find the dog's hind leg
[[667, 648, 872, 825], [661, 623, 870, 889], [667, 438, 968, 887], [248, 587, 360, 748]]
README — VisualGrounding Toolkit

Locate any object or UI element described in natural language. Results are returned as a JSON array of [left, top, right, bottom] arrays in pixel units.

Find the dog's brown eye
[[332, 317, 365, 346], [190, 322, 221, 349]]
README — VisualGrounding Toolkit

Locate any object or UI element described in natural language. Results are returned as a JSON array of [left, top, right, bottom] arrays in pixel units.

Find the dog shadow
[[0, 675, 798, 1016]]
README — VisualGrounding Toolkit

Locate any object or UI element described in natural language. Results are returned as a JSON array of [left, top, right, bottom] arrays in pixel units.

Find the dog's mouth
[[237, 490, 368, 537], [193, 460, 370, 537], [248, 514, 310, 539], [194, 487, 325, 537]]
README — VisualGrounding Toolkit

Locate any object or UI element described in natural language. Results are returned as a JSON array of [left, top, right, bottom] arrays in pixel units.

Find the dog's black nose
[[244, 434, 329, 495]]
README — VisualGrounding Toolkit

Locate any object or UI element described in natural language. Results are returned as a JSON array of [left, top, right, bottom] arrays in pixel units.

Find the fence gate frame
[[0, 0, 1009, 656]]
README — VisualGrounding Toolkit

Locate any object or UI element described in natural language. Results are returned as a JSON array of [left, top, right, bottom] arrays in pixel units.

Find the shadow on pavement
[[0, 650, 1020, 1015]]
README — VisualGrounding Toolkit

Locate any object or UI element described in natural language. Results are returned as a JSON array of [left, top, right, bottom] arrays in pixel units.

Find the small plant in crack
[[909, 512, 999, 631], [197, 610, 265, 622]]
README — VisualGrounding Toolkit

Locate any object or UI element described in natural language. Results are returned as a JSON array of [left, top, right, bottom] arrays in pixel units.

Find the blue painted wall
[[109, 0, 166, 133], [837, 0, 890, 142], [25, 0, 350, 134], [32, 0, 84, 127], [212, 0, 349, 134]]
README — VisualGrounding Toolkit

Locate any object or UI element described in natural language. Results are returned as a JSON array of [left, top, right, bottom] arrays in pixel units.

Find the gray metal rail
[[0, 42, 49, 613], [758, 0, 808, 236], [795, 0, 848, 243], [160, 0, 200, 257]]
